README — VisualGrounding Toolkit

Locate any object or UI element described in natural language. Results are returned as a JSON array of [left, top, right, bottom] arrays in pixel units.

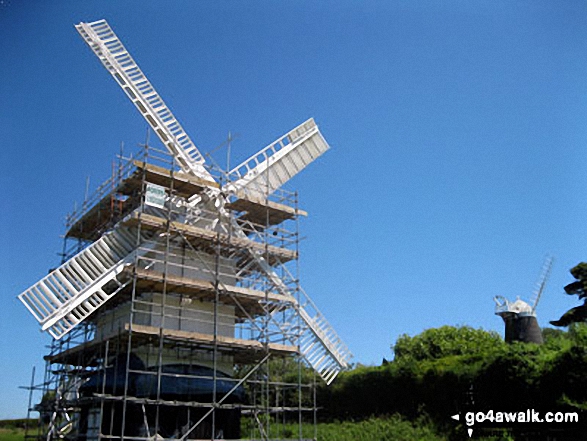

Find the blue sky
[[2, 0, 587, 419]]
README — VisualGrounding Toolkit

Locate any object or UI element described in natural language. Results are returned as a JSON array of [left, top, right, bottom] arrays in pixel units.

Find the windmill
[[494, 256, 553, 344], [18, 19, 351, 440]]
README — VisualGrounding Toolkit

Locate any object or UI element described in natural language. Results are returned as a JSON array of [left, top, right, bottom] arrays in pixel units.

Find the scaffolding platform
[[129, 267, 295, 318], [123, 212, 298, 264], [227, 192, 307, 226], [66, 159, 305, 241], [45, 322, 298, 366]]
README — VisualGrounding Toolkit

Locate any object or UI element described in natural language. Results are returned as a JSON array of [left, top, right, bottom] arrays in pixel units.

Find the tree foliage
[[392, 325, 503, 362], [551, 262, 587, 327], [318, 324, 587, 438]]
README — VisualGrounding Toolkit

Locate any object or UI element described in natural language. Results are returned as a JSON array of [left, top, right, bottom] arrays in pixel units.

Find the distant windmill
[[494, 256, 554, 344]]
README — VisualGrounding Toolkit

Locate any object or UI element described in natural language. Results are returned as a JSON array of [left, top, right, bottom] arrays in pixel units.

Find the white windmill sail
[[75, 19, 213, 182], [223, 214, 352, 382], [530, 255, 554, 314], [18, 228, 140, 339], [225, 118, 329, 200]]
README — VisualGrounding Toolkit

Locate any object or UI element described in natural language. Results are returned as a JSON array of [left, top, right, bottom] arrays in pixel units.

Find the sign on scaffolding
[[145, 183, 166, 209]]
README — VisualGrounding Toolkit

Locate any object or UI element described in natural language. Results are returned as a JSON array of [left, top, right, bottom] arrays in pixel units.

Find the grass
[[313, 417, 447, 441], [243, 415, 512, 440], [0, 416, 506, 441], [242, 415, 448, 441], [0, 419, 37, 441], [0, 428, 25, 441]]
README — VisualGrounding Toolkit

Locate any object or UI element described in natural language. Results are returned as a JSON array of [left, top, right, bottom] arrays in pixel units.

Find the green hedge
[[318, 325, 587, 430]]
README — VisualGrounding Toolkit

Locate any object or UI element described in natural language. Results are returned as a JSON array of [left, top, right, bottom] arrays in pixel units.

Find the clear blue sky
[[2, 0, 587, 419]]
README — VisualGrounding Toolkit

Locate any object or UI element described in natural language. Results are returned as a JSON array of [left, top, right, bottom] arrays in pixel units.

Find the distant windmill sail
[[530, 256, 554, 314]]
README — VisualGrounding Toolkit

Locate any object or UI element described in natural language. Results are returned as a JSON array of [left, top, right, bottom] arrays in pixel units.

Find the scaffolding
[[22, 143, 326, 441], [20, 19, 351, 440]]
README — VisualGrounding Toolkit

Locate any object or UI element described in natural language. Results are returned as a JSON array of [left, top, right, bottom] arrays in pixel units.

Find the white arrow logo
[[450, 414, 473, 437]]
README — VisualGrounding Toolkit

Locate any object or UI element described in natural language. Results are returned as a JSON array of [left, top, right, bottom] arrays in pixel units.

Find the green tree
[[550, 263, 587, 327], [392, 325, 504, 362]]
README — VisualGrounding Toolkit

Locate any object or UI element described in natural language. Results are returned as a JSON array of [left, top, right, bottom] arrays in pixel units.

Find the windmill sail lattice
[[227, 118, 330, 199], [225, 214, 351, 382], [19, 227, 143, 340], [75, 20, 212, 181], [530, 255, 553, 314]]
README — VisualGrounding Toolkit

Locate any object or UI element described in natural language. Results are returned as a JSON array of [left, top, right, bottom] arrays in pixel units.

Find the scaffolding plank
[[124, 212, 297, 263], [46, 322, 298, 366], [227, 193, 307, 227], [66, 161, 217, 240], [126, 266, 296, 304], [128, 160, 219, 194], [129, 323, 297, 356]]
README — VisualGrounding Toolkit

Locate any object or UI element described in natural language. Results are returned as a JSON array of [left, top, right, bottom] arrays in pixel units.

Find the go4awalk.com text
[[451, 409, 580, 438]]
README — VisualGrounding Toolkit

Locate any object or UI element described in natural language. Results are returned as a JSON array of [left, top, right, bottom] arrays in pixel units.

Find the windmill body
[[494, 257, 553, 345], [18, 19, 351, 441], [494, 296, 543, 344]]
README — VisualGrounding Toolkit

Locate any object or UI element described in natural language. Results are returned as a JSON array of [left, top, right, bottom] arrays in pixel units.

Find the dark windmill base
[[77, 357, 245, 439], [500, 313, 543, 344], [78, 403, 241, 440]]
